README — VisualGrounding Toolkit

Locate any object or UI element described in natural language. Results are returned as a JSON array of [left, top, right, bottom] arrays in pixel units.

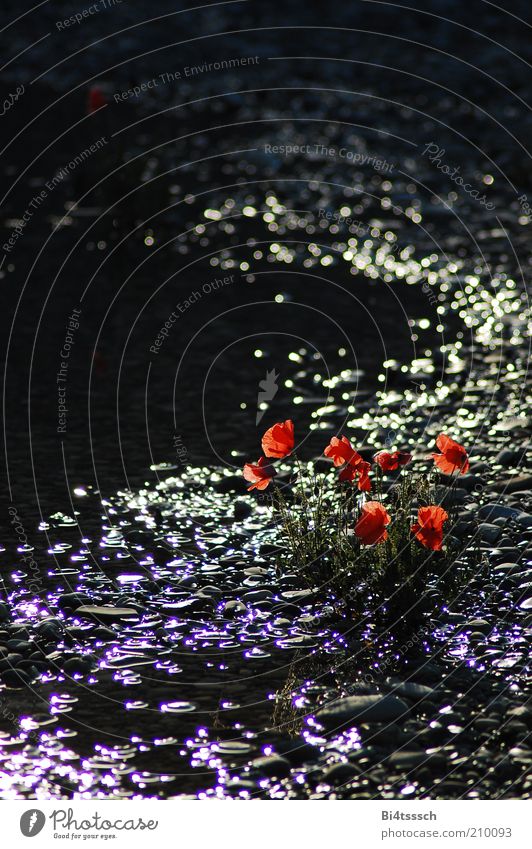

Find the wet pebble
[[233, 500, 253, 520], [251, 754, 292, 777], [57, 592, 93, 611], [386, 681, 436, 702], [478, 503, 522, 521], [0, 668, 33, 688], [75, 605, 139, 622], [317, 694, 409, 728], [478, 523, 502, 544], [63, 655, 93, 675], [321, 762, 360, 784]]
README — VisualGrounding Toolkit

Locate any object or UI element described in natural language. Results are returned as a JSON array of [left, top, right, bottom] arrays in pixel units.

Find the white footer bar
[[3, 799, 530, 848]]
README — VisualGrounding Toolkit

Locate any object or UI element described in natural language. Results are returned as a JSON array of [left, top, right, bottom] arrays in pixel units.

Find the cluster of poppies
[[354, 501, 449, 551], [243, 420, 469, 551]]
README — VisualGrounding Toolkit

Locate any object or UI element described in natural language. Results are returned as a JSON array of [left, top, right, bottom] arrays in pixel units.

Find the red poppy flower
[[431, 433, 469, 475], [374, 450, 412, 472], [325, 435, 371, 490], [87, 86, 107, 114], [355, 501, 391, 545], [243, 457, 276, 491], [261, 419, 294, 459], [411, 505, 448, 550], [324, 435, 361, 467], [339, 459, 372, 491]]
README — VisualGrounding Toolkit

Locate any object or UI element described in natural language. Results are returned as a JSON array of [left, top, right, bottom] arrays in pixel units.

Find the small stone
[[321, 762, 359, 784], [57, 592, 92, 611], [435, 486, 469, 506], [516, 514, 532, 530], [242, 590, 272, 603], [75, 605, 139, 622], [469, 631, 487, 643], [35, 619, 63, 639], [506, 706, 532, 727], [464, 619, 492, 633], [215, 475, 248, 494], [18, 659, 47, 673], [478, 503, 521, 521], [281, 590, 315, 602], [316, 694, 409, 728], [495, 448, 521, 467], [459, 474, 486, 492], [436, 780, 468, 796], [389, 751, 434, 769], [519, 598, 532, 610], [244, 567, 269, 577], [478, 523, 502, 544], [93, 626, 118, 640], [452, 521, 475, 540], [223, 600, 247, 616], [475, 718, 499, 731], [195, 586, 221, 598], [275, 740, 320, 765], [225, 780, 257, 795], [176, 576, 197, 588], [251, 755, 291, 777], [233, 500, 252, 520], [495, 562, 525, 574], [279, 635, 317, 648], [0, 668, 32, 688], [3, 653, 23, 666], [63, 656, 93, 675], [107, 655, 154, 669], [509, 747, 532, 764], [6, 639, 32, 653], [410, 663, 443, 683], [503, 720, 529, 738], [386, 681, 435, 701], [493, 475, 532, 494]]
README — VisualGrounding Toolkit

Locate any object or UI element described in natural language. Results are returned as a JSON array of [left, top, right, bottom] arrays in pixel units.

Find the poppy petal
[[355, 501, 390, 545], [262, 420, 294, 458]]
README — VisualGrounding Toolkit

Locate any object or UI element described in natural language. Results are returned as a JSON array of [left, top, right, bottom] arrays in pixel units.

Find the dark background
[[1, 0, 531, 525]]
